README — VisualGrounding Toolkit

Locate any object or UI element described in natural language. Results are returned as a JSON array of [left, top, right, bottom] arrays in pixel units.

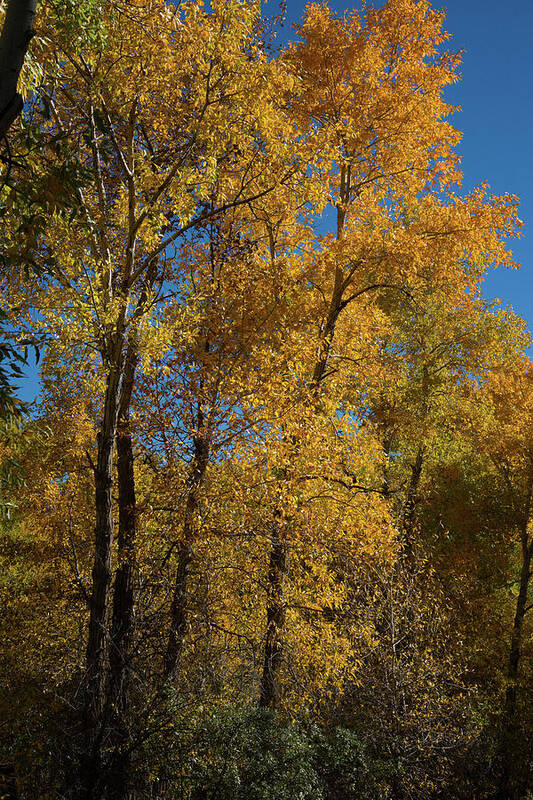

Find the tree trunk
[[400, 364, 429, 549], [497, 483, 533, 800], [107, 346, 138, 800], [311, 286, 343, 392], [0, 0, 37, 137], [82, 349, 124, 799], [257, 164, 349, 710], [259, 514, 287, 708], [504, 552, 531, 718], [258, 259, 341, 708], [400, 446, 424, 549], [163, 433, 209, 680], [381, 435, 393, 498]]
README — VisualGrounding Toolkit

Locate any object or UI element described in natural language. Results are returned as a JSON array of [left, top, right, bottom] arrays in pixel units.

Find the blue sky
[[17, 0, 533, 402], [278, 0, 533, 322]]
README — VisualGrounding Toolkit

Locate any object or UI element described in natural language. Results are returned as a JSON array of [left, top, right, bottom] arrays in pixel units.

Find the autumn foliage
[[0, 1, 532, 799]]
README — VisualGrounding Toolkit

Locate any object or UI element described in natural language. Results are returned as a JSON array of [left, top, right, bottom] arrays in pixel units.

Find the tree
[[0, 0, 37, 137], [6, 1, 308, 794], [464, 362, 533, 799], [254, 0, 521, 710], [0, 1, 530, 798]]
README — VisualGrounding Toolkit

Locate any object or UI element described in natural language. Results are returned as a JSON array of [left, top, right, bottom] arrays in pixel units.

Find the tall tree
[[7, 1, 306, 794], [255, 0, 521, 710]]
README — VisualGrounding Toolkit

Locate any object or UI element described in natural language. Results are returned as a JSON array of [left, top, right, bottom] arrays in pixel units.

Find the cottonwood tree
[[254, 0, 521, 710], [465, 363, 533, 799], [4, 1, 306, 795]]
